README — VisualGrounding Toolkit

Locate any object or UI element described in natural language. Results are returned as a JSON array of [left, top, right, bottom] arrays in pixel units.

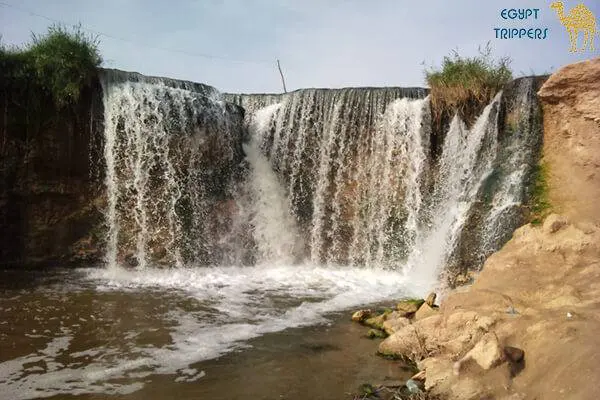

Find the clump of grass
[[425, 43, 512, 128], [1, 24, 101, 108], [529, 161, 551, 225]]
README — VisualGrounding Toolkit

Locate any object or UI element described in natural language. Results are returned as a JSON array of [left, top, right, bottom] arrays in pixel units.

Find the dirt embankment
[[538, 57, 600, 223], [376, 58, 600, 400]]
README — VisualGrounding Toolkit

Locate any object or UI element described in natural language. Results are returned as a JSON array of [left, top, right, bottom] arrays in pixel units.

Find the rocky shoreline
[[348, 57, 600, 400]]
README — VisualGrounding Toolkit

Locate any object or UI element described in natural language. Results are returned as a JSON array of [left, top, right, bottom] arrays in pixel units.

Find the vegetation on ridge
[[529, 161, 552, 225], [1, 24, 102, 107], [425, 44, 512, 129]]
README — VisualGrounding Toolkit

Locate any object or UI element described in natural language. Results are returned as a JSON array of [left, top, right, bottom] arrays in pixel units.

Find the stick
[[277, 59, 287, 93]]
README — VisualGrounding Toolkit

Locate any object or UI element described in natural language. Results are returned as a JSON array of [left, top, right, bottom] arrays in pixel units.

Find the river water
[[0, 267, 419, 400]]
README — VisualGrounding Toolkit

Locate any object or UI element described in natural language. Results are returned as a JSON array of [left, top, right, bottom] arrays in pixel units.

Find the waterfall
[[231, 88, 430, 268], [406, 94, 502, 287], [233, 80, 541, 287], [99, 69, 542, 287], [100, 70, 245, 268], [240, 103, 303, 265]]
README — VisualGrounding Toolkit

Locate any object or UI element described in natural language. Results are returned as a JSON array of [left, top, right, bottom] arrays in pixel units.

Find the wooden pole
[[277, 59, 287, 93]]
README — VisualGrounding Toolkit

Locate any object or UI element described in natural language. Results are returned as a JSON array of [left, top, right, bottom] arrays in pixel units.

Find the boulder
[[379, 315, 441, 360], [382, 315, 410, 335], [425, 292, 437, 307], [456, 332, 505, 372], [125, 253, 140, 268], [364, 313, 388, 330], [418, 357, 454, 391], [379, 325, 422, 360], [415, 303, 439, 321], [352, 309, 372, 322], [396, 299, 424, 315], [367, 329, 387, 339]]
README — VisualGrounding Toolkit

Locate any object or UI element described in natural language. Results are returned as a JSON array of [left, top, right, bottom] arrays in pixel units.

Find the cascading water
[[229, 88, 430, 268], [100, 70, 245, 269], [239, 103, 303, 264], [233, 82, 541, 289], [406, 94, 502, 287]]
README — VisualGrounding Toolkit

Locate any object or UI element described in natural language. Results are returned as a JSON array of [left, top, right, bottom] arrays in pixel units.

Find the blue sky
[[1, 0, 598, 92]]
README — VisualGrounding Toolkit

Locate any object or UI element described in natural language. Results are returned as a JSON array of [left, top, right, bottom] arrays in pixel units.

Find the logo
[[550, 2, 598, 52], [494, 8, 549, 40]]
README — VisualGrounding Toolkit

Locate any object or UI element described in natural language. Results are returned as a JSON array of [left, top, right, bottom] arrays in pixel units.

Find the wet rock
[[125, 253, 140, 268], [151, 246, 168, 260], [415, 303, 439, 321], [364, 313, 389, 330], [425, 292, 437, 307], [503, 346, 524, 363], [382, 315, 410, 335], [367, 329, 387, 339], [352, 309, 372, 322], [396, 299, 424, 315]]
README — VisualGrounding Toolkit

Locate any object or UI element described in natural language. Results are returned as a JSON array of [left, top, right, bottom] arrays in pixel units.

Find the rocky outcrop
[[538, 57, 600, 223], [0, 69, 248, 268], [0, 78, 105, 267], [373, 59, 600, 400], [378, 215, 600, 399]]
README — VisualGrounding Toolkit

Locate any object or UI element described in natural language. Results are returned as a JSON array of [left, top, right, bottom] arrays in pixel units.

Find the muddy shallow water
[[0, 268, 418, 400]]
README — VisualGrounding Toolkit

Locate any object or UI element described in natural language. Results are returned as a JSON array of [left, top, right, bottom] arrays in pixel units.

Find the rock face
[[538, 57, 600, 224], [0, 78, 106, 266], [0, 69, 247, 267], [383, 214, 600, 400]]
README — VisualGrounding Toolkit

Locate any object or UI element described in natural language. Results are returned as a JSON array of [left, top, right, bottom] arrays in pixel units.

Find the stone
[[378, 325, 422, 360], [503, 346, 524, 363], [382, 316, 411, 336], [364, 313, 388, 330], [352, 309, 372, 322], [425, 292, 437, 307], [396, 299, 424, 315], [418, 357, 455, 391], [457, 332, 505, 372], [125, 253, 139, 268], [378, 316, 441, 361], [367, 329, 387, 339], [415, 303, 439, 321], [543, 214, 568, 234]]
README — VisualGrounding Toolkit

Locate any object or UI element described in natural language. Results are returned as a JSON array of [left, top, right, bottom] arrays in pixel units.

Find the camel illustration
[[550, 1, 598, 52]]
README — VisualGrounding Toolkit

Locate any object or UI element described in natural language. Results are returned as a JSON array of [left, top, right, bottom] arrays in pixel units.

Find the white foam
[[84, 264, 415, 381]]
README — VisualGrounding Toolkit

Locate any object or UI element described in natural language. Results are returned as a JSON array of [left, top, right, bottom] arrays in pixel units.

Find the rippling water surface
[[0, 266, 421, 400]]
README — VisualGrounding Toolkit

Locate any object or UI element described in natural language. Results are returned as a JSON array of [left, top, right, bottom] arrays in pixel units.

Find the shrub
[[1, 24, 102, 107], [425, 44, 512, 128]]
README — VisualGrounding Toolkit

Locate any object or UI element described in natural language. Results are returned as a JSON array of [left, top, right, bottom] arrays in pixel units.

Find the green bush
[[1, 24, 101, 107], [425, 44, 512, 127]]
